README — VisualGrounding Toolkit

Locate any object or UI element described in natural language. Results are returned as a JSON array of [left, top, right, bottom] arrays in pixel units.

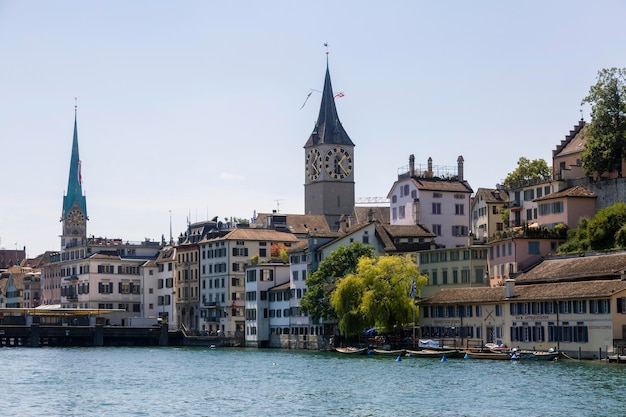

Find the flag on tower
[[409, 279, 416, 299]]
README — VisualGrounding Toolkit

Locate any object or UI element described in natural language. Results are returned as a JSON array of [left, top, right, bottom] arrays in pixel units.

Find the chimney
[[339, 214, 347, 233], [409, 154, 415, 176], [457, 155, 464, 181], [505, 279, 515, 298]]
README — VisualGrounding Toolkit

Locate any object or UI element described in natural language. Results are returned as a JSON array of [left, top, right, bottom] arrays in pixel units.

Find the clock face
[[306, 148, 322, 181], [324, 146, 352, 179], [67, 209, 85, 226]]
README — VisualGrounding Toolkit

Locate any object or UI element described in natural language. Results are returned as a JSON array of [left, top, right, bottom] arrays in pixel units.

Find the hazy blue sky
[[1, 1, 625, 257]]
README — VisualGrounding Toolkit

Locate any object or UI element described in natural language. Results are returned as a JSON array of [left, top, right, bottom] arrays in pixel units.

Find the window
[[523, 189, 535, 201], [398, 205, 406, 219], [432, 224, 442, 236], [495, 304, 503, 316], [528, 241, 540, 255], [432, 203, 441, 214], [455, 204, 464, 215], [452, 225, 468, 236]]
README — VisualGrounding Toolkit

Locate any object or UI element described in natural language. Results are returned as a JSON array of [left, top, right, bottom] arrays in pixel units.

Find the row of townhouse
[[418, 251, 626, 359], [465, 119, 626, 289], [40, 238, 176, 327]]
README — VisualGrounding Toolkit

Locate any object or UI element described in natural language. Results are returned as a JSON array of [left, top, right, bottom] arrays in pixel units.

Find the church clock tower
[[304, 60, 355, 230], [61, 107, 88, 250]]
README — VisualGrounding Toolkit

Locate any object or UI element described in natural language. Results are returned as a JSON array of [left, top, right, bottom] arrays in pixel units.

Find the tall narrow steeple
[[303, 53, 356, 229], [62, 105, 87, 221], [304, 60, 354, 147]]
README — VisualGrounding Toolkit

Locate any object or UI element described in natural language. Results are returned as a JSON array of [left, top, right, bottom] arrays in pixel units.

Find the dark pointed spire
[[304, 59, 353, 147], [62, 104, 87, 220]]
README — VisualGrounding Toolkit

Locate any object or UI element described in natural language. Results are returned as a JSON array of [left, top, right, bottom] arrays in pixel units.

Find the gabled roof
[[515, 251, 626, 284], [534, 185, 595, 201], [253, 213, 330, 235], [473, 187, 508, 204], [304, 62, 353, 147], [204, 228, 300, 243], [376, 224, 436, 253], [352, 206, 390, 225], [421, 280, 626, 305], [553, 120, 586, 158]]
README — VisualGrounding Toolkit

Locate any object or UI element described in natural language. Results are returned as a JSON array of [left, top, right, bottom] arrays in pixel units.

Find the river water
[[0, 347, 623, 417]]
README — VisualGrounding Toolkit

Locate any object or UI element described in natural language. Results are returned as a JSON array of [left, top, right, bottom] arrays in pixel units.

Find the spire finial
[[324, 42, 329, 63], [74, 97, 78, 114], [580, 108, 584, 121]]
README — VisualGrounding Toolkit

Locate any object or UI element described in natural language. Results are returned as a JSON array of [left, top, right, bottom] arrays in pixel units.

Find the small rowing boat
[[334, 347, 368, 355], [406, 349, 464, 359]]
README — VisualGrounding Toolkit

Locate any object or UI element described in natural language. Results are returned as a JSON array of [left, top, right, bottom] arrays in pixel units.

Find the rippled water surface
[[1, 347, 623, 417]]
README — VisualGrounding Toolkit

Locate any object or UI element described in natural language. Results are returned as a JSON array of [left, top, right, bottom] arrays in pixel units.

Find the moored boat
[[607, 354, 626, 363], [515, 350, 560, 361], [371, 348, 406, 356], [464, 351, 512, 360], [334, 347, 368, 355], [406, 349, 464, 359]]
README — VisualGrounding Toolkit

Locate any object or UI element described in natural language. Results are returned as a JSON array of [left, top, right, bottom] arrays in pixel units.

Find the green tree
[[300, 242, 375, 322], [503, 157, 551, 188], [581, 68, 626, 177], [330, 255, 426, 337], [558, 203, 626, 253]]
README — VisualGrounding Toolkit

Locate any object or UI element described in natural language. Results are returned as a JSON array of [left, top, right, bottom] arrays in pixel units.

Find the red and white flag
[[334, 92, 345, 99]]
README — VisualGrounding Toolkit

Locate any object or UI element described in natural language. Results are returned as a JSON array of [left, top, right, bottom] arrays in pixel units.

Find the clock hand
[[338, 155, 349, 176]]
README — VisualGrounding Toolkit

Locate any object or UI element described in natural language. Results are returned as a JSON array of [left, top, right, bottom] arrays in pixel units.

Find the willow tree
[[300, 242, 375, 322], [581, 68, 626, 177], [330, 255, 426, 337]]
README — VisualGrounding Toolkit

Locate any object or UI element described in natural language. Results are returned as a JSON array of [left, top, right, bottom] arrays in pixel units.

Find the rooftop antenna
[[275, 199, 283, 213], [580, 108, 584, 121]]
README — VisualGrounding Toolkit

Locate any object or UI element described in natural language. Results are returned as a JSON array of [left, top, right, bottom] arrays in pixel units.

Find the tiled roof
[[421, 279, 626, 305], [534, 185, 595, 201], [352, 206, 390, 225], [474, 187, 508, 204], [388, 177, 473, 197], [382, 224, 435, 238], [253, 213, 330, 234], [210, 228, 300, 243], [515, 251, 626, 284]]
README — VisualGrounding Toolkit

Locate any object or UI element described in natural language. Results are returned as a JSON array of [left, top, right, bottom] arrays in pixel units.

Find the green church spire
[[62, 106, 87, 220]]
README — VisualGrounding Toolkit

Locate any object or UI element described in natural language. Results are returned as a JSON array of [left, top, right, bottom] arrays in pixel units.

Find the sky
[[1, 1, 626, 257]]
